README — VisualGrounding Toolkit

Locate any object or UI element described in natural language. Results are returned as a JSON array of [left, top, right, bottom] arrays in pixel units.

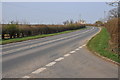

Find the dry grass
[[104, 18, 119, 53]]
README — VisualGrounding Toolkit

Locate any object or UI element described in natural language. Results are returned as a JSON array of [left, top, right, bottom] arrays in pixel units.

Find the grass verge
[[87, 27, 120, 63], [1, 28, 86, 45]]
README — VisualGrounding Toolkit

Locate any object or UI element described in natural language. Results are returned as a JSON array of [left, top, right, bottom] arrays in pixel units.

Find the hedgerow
[[2, 24, 85, 39]]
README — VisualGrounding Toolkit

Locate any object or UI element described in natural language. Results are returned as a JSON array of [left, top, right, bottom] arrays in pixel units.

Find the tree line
[[2, 23, 86, 39]]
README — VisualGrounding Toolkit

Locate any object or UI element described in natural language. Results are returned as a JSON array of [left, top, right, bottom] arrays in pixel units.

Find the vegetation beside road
[[104, 18, 119, 54], [87, 27, 120, 63], [1, 27, 86, 44], [2, 23, 85, 40]]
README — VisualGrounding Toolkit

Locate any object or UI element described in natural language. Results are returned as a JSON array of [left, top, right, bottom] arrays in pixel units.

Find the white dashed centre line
[[55, 57, 64, 62], [82, 44, 86, 47], [78, 44, 86, 49], [32, 68, 46, 74], [20, 27, 95, 79], [22, 76, 30, 78], [64, 54, 71, 57], [75, 48, 80, 51], [46, 62, 56, 67], [79, 46, 82, 48], [70, 51, 76, 54], [22, 44, 87, 78]]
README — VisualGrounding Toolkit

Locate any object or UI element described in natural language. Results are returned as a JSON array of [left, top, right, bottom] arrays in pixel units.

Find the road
[[2, 26, 118, 78]]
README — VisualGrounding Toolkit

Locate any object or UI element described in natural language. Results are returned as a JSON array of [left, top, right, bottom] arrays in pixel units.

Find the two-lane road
[[2, 26, 118, 78]]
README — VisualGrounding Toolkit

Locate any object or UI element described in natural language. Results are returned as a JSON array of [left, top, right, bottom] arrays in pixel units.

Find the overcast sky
[[2, 2, 113, 24]]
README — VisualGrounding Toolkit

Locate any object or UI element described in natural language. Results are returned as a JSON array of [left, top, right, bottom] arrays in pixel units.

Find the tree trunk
[[2, 34, 4, 39]]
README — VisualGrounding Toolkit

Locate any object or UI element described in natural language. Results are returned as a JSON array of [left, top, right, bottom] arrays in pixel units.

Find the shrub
[[2, 24, 19, 39], [2, 24, 86, 39], [7, 24, 19, 38], [104, 18, 119, 53]]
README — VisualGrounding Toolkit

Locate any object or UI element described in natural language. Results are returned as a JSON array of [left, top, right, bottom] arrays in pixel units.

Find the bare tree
[[108, 8, 118, 19], [106, 0, 120, 54], [63, 20, 69, 25], [106, 1, 119, 19], [106, 0, 119, 7]]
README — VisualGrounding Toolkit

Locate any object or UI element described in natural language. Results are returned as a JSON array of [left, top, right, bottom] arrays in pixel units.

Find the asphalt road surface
[[2, 26, 118, 78]]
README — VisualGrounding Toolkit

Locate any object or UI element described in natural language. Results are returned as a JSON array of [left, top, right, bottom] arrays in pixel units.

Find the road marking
[[3, 27, 94, 55], [75, 48, 79, 51], [46, 62, 56, 67], [64, 54, 71, 57], [22, 76, 30, 78], [32, 68, 46, 74], [21, 43, 91, 78], [19, 27, 97, 78], [55, 57, 64, 61], [79, 46, 82, 48], [70, 51, 76, 54], [82, 44, 86, 47]]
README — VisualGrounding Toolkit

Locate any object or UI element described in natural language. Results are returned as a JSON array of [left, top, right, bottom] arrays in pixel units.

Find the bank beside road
[[87, 27, 120, 64]]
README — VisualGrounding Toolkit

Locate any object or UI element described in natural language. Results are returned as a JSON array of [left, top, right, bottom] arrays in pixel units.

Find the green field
[[87, 27, 120, 63]]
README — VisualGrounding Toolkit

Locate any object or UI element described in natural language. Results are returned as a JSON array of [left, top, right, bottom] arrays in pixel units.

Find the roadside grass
[[87, 27, 120, 63], [1, 28, 86, 45]]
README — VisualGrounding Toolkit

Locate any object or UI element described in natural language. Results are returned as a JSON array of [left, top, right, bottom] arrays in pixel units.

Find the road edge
[[85, 27, 120, 66]]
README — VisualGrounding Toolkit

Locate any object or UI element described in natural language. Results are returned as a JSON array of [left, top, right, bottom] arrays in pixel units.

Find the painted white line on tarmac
[[21, 43, 90, 78], [82, 44, 86, 47], [64, 54, 71, 57], [70, 51, 76, 54], [55, 57, 64, 62], [75, 48, 80, 51], [79, 46, 82, 48], [46, 62, 56, 67], [32, 68, 46, 74], [22, 76, 30, 78]]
